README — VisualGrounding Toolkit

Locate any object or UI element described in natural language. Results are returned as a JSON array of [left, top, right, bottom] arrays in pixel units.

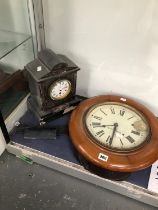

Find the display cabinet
[[0, 0, 44, 119]]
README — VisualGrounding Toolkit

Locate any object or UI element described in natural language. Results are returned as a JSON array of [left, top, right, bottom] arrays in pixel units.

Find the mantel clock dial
[[49, 79, 71, 100], [69, 95, 158, 180]]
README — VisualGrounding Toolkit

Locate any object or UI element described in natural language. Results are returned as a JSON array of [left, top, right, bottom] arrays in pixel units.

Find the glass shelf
[[0, 30, 32, 60]]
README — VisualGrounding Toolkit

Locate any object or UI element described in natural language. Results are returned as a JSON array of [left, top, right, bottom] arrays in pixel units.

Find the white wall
[[43, 0, 158, 115]]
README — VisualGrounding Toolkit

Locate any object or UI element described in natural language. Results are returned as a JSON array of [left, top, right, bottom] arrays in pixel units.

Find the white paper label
[[148, 160, 158, 193], [98, 153, 108, 162], [37, 66, 42, 71], [120, 97, 127, 102]]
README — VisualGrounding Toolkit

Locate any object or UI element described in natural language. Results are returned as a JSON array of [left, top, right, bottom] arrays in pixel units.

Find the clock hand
[[92, 124, 116, 128], [107, 126, 124, 135], [109, 123, 118, 146]]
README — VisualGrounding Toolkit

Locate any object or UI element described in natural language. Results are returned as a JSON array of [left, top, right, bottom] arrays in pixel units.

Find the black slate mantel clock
[[25, 49, 84, 122]]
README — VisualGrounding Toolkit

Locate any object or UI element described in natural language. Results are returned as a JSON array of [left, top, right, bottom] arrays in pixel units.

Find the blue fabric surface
[[10, 111, 151, 188]]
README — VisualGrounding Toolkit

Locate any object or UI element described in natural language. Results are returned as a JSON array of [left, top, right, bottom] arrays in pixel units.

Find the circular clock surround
[[49, 79, 71, 100], [84, 102, 151, 152], [69, 95, 158, 172]]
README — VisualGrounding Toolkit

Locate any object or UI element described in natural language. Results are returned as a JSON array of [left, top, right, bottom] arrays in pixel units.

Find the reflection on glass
[[0, 30, 32, 59], [0, 0, 35, 119]]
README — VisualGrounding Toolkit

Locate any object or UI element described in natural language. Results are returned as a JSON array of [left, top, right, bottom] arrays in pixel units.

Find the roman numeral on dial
[[126, 135, 135, 143], [100, 108, 107, 116], [120, 110, 125, 116], [106, 135, 110, 143], [93, 116, 102, 120], [92, 122, 101, 127], [110, 107, 115, 114], [120, 139, 124, 146], [128, 116, 134, 120], [131, 130, 140, 135], [96, 130, 105, 137]]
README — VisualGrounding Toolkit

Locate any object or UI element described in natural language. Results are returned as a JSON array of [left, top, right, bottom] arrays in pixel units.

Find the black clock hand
[[107, 126, 124, 135], [93, 124, 116, 128], [109, 123, 118, 146]]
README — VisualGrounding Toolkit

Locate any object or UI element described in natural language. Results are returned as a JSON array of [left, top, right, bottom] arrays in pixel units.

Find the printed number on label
[[98, 153, 109, 162]]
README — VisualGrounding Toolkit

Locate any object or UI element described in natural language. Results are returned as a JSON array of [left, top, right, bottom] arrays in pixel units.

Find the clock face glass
[[85, 102, 150, 152], [49, 79, 71, 100]]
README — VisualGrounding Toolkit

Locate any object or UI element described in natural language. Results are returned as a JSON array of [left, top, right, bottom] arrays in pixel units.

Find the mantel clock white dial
[[49, 79, 71, 100]]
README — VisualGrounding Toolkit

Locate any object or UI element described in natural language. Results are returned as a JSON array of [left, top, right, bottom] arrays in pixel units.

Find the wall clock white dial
[[49, 79, 71, 100], [85, 102, 150, 152]]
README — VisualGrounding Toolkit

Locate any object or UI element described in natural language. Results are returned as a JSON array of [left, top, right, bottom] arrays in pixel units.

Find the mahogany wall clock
[[69, 95, 158, 180]]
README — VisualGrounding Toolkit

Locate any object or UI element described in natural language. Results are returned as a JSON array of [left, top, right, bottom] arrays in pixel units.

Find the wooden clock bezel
[[69, 95, 158, 172]]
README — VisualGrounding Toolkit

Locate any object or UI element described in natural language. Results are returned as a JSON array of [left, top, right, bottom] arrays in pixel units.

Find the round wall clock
[[69, 95, 158, 180]]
